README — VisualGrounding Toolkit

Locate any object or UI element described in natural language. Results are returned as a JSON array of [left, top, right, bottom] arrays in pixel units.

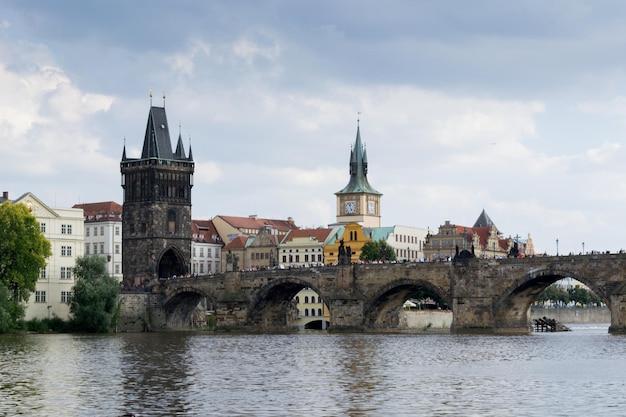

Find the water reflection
[[1, 326, 625, 416]]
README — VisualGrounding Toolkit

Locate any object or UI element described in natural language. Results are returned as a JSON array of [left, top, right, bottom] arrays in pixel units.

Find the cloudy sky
[[3, 1, 626, 255]]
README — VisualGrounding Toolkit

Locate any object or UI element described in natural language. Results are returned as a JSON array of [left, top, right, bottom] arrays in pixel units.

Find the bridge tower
[[334, 118, 382, 227], [120, 100, 194, 287]]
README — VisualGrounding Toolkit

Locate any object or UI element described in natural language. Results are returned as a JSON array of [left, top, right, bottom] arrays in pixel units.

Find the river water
[[1, 324, 625, 417]]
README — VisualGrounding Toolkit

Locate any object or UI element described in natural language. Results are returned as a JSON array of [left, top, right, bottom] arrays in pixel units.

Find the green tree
[[359, 240, 397, 262], [0, 201, 51, 331], [70, 255, 120, 332]]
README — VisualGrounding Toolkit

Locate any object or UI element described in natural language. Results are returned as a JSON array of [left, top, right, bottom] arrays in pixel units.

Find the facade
[[1, 192, 84, 320], [334, 122, 382, 228], [423, 210, 535, 261], [324, 222, 372, 265], [366, 225, 430, 262], [73, 201, 123, 282], [120, 105, 194, 286], [191, 219, 223, 275], [278, 227, 338, 268], [293, 287, 330, 330]]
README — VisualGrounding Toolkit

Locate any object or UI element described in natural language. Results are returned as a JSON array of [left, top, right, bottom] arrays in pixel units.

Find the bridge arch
[[163, 286, 216, 329], [363, 278, 450, 330], [248, 277, 329, 331], [157, 246, 188, 280], [493, 266, 610, 332]]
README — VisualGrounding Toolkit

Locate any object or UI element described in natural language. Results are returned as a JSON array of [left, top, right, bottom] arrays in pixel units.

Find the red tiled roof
[[191, 219, 222, 244], [224, 236, 248, 249], [282, 228, 334, 243], [72, 201, 122, 222], [216, 215, 298, 232]]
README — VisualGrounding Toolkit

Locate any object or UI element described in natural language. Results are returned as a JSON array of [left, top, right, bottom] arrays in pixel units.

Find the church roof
[[335, 125, 382, 196]]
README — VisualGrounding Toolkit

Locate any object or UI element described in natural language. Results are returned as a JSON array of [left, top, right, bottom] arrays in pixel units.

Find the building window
[[35, 291, 46, 303], [61, 267, 72, 279], [39, 268, 46, 280], [304, 309, 309, 317], [40, 223, 46, 233], [115, 226, 120, 236], [100, 226, 104, 236], [100, 243, 104, 254], [311, 309, 316, 317], [200, 264, 204, 274], [115, 264, 120, 274], [61, 291, 72, 304], [305, 296, 309, 303], [61, 224, 72, 234], [115, 244, 120, 254], [93, 243, 98, 254], [86, 227, 90, 237], [61, 246, 72, 256], [85, 244, 90, 255], [200, 248, 204, 257], [207, 248, 212, 258], [318, 308, 322, 316]]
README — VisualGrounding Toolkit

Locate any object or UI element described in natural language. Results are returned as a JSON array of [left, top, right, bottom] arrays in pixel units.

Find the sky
[[3, 1, 626, 255]]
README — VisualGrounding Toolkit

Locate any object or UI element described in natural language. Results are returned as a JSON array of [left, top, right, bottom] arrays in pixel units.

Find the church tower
[[335, 121, 382, 227], [120, 101, 194, 286]]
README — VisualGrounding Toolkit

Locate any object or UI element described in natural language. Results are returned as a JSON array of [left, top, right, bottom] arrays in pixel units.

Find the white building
[[3, 192, 85, 320], [191, 219, 223, 275], [365, 225, 430, 262], [73, 202, 123, 282]]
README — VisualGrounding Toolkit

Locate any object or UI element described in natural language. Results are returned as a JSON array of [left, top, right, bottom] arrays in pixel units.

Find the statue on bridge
[[226, 249, 239, 272], [338, 239, 352, 265]]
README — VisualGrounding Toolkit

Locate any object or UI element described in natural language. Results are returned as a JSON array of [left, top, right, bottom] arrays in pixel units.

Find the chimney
[[2, 191, 8, 200]]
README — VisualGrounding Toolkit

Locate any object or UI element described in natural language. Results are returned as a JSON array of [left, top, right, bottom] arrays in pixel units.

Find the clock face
[[368, 201, 375, 214], [345, 201, 356, 214]]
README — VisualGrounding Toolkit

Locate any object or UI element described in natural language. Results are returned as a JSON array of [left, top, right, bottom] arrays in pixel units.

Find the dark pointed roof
[[336, 125, 381, 196], [174, 133, 186, 159], [473, 209, 500, 233], [141, 106, 174, 159]]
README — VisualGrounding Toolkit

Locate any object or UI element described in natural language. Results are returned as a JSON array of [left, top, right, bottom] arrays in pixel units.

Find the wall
[[530, 307, 610, 324], [398, 310, 452, 332]]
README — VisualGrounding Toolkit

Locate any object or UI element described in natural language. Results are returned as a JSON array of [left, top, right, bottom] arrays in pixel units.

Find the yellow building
[[293, 287, 330, 330], [324, 222, 373, 265]]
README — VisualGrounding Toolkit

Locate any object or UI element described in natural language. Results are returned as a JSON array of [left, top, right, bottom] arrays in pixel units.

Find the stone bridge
[[122, 253, 626, 334]]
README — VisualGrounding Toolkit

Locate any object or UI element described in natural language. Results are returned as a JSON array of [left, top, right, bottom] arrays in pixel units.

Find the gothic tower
[[335, 121, 382, 227], [120, 104, 194, 286]]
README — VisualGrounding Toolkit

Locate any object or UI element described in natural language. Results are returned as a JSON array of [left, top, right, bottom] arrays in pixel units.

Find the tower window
[[168, 210, 177, 233]]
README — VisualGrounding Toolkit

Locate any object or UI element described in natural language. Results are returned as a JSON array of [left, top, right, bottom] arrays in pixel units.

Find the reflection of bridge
[[122, 253, 626, 334]]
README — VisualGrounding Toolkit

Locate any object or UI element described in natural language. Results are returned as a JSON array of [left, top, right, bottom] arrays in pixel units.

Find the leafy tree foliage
[[359, 240, 397, 262], [536, 282, 602, 307], [70, 255, 120, 332], [0, 202, 51, 331]]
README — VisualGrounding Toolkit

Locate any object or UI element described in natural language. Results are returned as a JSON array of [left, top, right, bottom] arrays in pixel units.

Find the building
[[1, 192, 84, 320], [423, 209, 535, 261], [366, 225, 430, 262], [293, 287, 330, 330], [334, 121, 382, 228], [324, 222, 373, 265], [212, 214, 298, 245], [120, 104, 194, 285], [278, 227, 338, 268], [191, 219, 223, 275], [72, 201, 123, 282]]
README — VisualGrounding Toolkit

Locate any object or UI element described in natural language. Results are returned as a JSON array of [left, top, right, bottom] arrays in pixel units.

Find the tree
[[0, 201, 51, 330], [70, 255, 120, 332], [359, 240, 397, 263]]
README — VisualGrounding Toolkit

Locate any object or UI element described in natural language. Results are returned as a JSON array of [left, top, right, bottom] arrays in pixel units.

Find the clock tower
[[335, 121, 382, 227], [120, 102, 194, 287]]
